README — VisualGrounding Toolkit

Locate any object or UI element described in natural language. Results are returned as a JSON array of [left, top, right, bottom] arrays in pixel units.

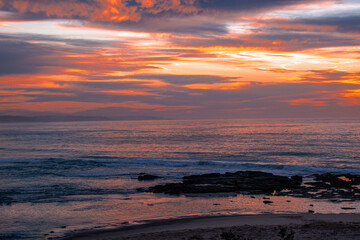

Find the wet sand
[[63, 213, 360, 240]]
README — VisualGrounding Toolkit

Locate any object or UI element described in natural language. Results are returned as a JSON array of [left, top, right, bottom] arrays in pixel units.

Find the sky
[[0, 0, 359, 119]]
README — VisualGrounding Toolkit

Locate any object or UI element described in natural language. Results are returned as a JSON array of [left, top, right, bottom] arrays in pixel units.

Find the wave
[[1, 157, 359, 176], [118, 159, 360, 175]]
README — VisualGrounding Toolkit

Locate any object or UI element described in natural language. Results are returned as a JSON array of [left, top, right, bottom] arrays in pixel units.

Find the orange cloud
[[286, 98, 328, 106], [0, 101, 121, 113], [298, 70, 360, 84], [63, 69, 90, 75], [0, 89, 73, 96], [116, 101, 165, 109], [302, 47, 360, 60], [0, 74, 79, 88], [0, 95, 33, 103], [255, 68, 297, 73], [341, 89, 360, 98], [0, 0, 138, 22], [273, 23, 337, 32], [0, 0, 197, 23], [138, 0, 155, 8], [183, 81, 249, 90], [338, 89, 360, 105], [93, 89, 162, 96], [0, 101, 167, 113]]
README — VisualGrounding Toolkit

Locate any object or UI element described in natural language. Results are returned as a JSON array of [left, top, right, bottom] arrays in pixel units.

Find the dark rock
[[149, 171, 302, 195], [306, 181, 332, 189], [341, 207, 356, 210], [313, 173, 360, 188], [263, 200, 273, 204], [308, 210, 314, 213], [138, 174, 160, 181], [291, 175, 303, 184], [146, 171, 360, 201], [300, 173, 360, 201], [121, 221, 129, 224]]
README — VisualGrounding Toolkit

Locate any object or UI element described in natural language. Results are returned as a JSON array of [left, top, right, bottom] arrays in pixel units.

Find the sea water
[[1, 119, 360, 239]]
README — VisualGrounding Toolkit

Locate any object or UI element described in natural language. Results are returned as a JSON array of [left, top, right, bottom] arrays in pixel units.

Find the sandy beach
[[63, 213, 360, 240]]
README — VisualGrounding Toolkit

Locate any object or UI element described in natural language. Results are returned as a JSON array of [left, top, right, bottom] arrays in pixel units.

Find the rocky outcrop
[[279, 173, 360, 201], [145, 171, 360, 201], [148, 171, 302, 195], [313, 173, 360, 188]]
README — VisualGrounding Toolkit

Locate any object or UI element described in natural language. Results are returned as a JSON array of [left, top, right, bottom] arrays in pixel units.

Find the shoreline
[[59, 170, 360, 240], [62, 213, 360, 240]]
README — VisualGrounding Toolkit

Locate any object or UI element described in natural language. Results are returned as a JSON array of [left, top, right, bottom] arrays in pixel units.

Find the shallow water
[[1, 118, 360, 239]]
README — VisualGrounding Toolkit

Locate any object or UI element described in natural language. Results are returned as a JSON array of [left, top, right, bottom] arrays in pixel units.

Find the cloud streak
[[0, 0, 359, 118], [0, 0, 338, 23]]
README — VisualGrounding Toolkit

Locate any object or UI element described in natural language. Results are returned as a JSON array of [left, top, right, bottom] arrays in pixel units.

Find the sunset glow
[[0, 0, 359, 119]]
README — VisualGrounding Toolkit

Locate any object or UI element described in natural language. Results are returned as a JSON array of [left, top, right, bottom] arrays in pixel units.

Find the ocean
[[1, 118, 360, 239]]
